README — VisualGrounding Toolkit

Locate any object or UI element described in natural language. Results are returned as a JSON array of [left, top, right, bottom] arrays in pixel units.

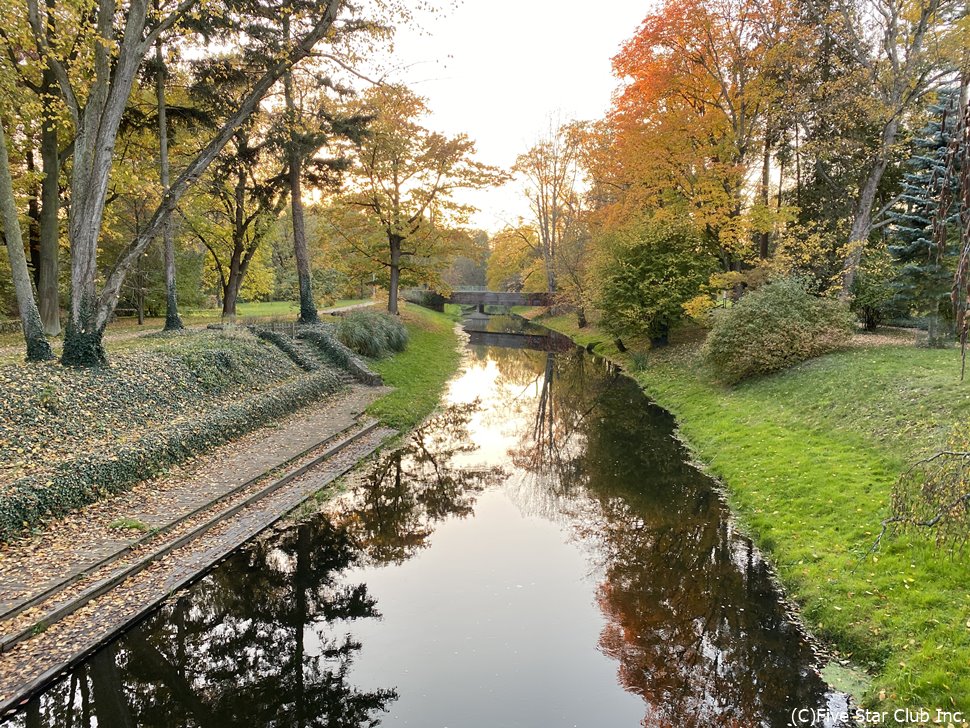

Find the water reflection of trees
[[508, 347, 834, 726], [13, 519, 396, 728], [493, 348, 599, 491], [329, 403, 505, 565], [10, 405, 506, 728]]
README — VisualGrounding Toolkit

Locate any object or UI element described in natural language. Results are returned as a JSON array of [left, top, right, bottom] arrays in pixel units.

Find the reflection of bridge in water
[[465, 329, 575, 353]]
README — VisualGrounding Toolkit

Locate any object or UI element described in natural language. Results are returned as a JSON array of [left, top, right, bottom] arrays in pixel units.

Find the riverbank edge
[[527, 311, 970, 714], [365, 304, 464, 431]]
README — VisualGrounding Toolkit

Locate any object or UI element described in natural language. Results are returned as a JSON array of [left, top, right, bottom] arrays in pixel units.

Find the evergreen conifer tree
[[889, 87, 964, 343]]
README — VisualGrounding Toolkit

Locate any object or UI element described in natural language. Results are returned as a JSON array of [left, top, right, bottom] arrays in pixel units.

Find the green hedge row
[[0, 369, 343, 542]]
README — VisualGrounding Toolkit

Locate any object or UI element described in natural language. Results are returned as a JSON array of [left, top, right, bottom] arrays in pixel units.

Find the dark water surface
[[4, 318, 848, 727]]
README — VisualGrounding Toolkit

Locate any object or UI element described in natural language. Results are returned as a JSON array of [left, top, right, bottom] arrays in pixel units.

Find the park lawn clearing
[[366, 304, 461, 431], [538, 312, 970, 712]]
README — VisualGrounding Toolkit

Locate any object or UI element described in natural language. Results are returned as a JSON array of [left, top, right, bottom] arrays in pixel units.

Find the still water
[[4, 318, 847, 727]]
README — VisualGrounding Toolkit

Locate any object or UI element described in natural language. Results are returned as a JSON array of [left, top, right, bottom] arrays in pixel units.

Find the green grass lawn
[[365, 304, 462, 431], [538, 312, 970, 712]]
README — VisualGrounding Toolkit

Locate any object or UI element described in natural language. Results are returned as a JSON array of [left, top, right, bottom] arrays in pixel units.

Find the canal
[[4, 316, 848, 727]]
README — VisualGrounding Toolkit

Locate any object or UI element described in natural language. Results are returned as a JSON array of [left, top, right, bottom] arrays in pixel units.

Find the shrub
[[591, 216, 718, 344], [336, 310, 408, 358], [850, 249, 908, 331], [702, 279, 855, 384]]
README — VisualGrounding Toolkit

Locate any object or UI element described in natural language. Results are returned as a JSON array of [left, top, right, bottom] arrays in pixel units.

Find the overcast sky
[[368, 1, 649, 233]]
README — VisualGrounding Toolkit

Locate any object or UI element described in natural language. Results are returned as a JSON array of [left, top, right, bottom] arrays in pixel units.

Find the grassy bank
[[536, 311, 970, 713], [366, 304, 462, 430]]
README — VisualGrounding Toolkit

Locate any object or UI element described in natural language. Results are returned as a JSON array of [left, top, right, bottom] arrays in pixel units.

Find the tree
[[181, 119, 286, 318], [943, 88, 969, 374], [485, 226, 547, 293], [278, 47, 366, 324], [442, 229, 489, 288], [0, 118, 53, 360], [591, 216, 718, 346], [607, 0, 790, 265], [513, 121, 584, 296], [825, 0, 968, 297], [0, 0, 66, 337], [154, 37, 183, 331], [283, 63, 317, 324], [889, 88, 964, 339], [342, 84, 504, 314], [20, 0, 353, 364]]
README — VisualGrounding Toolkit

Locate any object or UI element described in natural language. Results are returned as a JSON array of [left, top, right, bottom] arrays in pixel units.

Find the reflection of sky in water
[[330, 493, 644, 728], [325, 351, 645, 727], [443, 356, 514, 466]]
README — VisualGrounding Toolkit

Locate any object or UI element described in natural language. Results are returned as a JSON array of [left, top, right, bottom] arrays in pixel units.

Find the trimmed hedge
[[0, 368, 343, 542], [702, 279, 855, 384]]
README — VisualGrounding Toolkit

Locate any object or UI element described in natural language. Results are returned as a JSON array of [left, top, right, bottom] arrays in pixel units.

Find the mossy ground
[[366, 304, 462, 431], [535, 309, 970, 713], [0, 329, 306, 482]]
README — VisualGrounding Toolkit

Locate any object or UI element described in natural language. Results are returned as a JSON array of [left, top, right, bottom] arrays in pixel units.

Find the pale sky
[[366, 1, 649, 233]]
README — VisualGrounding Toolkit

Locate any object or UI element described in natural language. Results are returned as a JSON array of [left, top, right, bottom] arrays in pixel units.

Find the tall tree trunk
[[545, 262, 556, 296], [0, 121, 54, 361], [284, 66, 317, 324], [840, 116, 901, 299], [38, 71, 61, 336], [388, 233, 401, 315], [61, 0, 149, 366], [156, 38, 183, 332], [26, 145, 41, 284], [756, 131, 772, 259], [136, 272, 145, 325], [223, 260, 242, 319]]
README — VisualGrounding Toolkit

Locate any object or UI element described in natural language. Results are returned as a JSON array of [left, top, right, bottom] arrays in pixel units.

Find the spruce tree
[[889, 88, 963, 343]]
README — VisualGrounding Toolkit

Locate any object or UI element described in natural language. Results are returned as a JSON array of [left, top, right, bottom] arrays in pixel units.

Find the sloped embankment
[[0, 329, 345, 542]]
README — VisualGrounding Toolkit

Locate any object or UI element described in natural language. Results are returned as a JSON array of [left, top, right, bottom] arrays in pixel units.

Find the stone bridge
[[403, 288, 550, 310]]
